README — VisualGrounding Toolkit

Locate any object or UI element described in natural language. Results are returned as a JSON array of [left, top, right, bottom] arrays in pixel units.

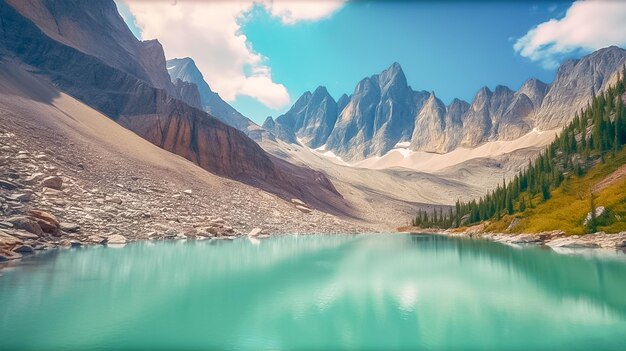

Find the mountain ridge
[[266, 46, 626, 161]]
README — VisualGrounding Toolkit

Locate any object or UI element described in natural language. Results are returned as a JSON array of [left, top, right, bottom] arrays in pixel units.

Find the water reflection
[[0, 234, 625, 350]]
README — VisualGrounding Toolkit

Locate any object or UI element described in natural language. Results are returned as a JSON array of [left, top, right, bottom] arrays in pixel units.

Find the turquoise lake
[[1, 234, 626, 350]]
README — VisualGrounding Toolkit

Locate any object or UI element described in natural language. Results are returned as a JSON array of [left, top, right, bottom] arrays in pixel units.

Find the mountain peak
[[377, 61, 408, 92], [313, 85, 330, 96], [262, 116, 275, 129]]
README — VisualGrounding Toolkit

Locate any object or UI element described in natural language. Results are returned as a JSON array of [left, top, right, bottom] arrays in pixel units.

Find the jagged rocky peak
[[272, 47, 626, 161], [535, 45, 626, 130], [167, 57, 208, 89], [337, 94, 350, 113], [447, 98, 470, 117], [379, 62, 409, 91], [270, 86, 338, 148], [470, 86, 493, 110], [517, 78, 549, 108], [262, 116, 275, 129]]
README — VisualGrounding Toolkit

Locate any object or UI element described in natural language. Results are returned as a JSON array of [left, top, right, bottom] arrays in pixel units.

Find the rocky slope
[[0, 62, 366, 261], [269, 47, 626, 161], [0, 0, 351, 215]]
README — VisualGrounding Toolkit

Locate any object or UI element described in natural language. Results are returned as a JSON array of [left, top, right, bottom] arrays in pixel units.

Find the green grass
[[485, 149, 626, 235]]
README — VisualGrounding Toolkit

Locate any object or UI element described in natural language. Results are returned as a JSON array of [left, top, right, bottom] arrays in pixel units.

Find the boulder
[[27, 210, 60, 233], [107, 234, 127, 244], [105, 196, 123, 204], [0, 179, 19, 190], [13, 245, 34, 253], [295, 205, 312, 214], [506, 218, 521, 232], [60, 222, 80, 233], [7, 229, 39, 240], [0, 221, 14, 229], [23, 173, 45, 185], [0, 231, 22, 246], [85, 235, 107, 244], [8, 216, 44, 236], [6, 193, 32, 202], [291, 198, 307, 207], [248, 228, 262, 237], [41, 176, 63, 190], [460, 214, 471, 226], [0, 249, 22, 261], [584, 206, 608, 226]]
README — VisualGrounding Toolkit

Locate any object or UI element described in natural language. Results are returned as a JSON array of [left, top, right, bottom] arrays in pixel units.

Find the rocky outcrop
[[271, 48, 626, 161]]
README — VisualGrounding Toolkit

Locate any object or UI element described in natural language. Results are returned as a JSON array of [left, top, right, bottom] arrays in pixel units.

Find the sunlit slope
[[487, 148, 626, 235]]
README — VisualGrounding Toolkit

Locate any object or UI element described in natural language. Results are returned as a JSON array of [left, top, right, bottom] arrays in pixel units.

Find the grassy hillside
[[486, 148, 626, 235]]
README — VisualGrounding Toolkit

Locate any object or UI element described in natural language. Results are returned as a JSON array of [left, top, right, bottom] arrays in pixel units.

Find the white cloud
[[514, 1, 626, 69], [263, 0, 345, 25], [122, 0, 345, 109]]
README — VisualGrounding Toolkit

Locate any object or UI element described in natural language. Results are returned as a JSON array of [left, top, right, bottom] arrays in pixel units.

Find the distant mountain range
[[263, 47, 626, 161]]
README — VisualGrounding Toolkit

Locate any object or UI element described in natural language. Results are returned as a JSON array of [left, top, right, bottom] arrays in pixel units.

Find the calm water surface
[[1, 234, 626, 350]]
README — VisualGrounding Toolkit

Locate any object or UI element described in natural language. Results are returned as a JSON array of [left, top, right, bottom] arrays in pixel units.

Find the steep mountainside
[[0, 0, 351, 215], [166, 57, 263, 136], [269, 47, 626, 161], [264, 86, 338, 149], [5, 0, 176, 96]]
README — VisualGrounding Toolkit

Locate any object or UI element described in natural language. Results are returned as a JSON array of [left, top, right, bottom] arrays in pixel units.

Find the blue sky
[[119, 1, 626, 124]]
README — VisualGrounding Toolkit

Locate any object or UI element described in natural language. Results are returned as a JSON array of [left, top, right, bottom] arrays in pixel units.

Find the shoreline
[[398, 225, 626, 251]]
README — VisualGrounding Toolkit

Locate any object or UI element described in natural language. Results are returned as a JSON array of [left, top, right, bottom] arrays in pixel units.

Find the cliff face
[[270, 48, 626, 160], [0, 0, 349, 214], [172, 79, 202, 109]]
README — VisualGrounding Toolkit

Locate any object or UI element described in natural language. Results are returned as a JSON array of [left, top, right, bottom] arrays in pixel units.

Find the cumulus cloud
[[121, 0, 345, 109], [514, 1, 626, 69], [263, 0, 345, 24]]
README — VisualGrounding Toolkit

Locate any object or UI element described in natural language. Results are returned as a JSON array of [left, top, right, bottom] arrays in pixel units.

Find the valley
[[0, 0, 625, 256]]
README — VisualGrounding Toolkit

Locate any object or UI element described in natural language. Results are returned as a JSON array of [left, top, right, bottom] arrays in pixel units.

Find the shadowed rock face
[[0, 0, 351, 215], [5, 0, 176, 96], [166, 57, 261, 135], [172, 79, 202, 109], [271, 48, 626, 161]]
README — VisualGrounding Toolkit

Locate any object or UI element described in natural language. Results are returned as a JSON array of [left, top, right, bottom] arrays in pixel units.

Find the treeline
[[414, 65, 626, 230]]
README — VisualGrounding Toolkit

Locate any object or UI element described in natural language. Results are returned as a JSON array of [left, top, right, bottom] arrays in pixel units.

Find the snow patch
[[394, 141, 411, 148], [352, 128, 560, 172]]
